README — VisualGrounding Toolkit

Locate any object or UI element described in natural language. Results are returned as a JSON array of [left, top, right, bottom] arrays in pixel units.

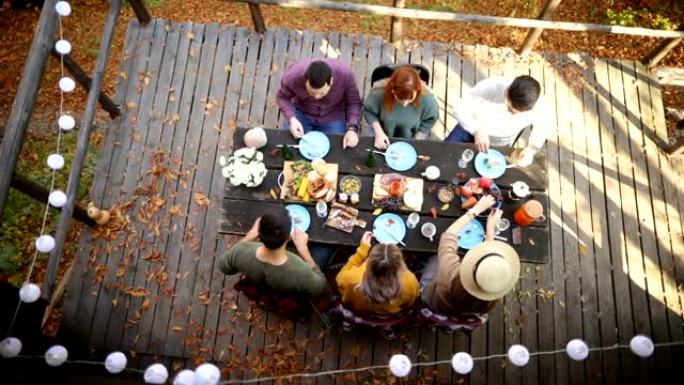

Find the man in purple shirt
[[277, 59, 362, 148]]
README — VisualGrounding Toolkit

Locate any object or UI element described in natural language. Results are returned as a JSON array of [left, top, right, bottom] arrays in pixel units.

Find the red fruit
[[479, 176, 493, 190], [460, 185, 473, 198]]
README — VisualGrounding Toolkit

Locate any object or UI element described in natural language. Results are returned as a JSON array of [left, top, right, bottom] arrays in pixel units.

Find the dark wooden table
[[222, 128, 550, 263]]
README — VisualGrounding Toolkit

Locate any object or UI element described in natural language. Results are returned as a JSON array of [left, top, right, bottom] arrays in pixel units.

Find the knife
[[373, 226, 406, 247]]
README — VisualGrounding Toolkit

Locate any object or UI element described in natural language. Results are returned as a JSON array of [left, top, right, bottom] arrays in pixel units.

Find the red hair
[[383, 66, 422, 112]]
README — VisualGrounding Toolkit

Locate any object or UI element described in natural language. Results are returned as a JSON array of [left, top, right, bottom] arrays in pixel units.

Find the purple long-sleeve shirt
[[276, 58, 362, 127]]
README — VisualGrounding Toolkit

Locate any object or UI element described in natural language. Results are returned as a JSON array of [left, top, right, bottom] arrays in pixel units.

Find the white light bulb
[[194, 363, 220, 385], [19, 282, 41, 303], [451, 352, 474, 374], [173, 370, 196, 385], [105, 351, 127, 374], [566, 339, 589, 361], [630, 335, 654, 358], [144, 363, 169, 384], [47, 154, 65, 170], [388, 354, 412, 377], [0, 337, 22, 358], [59, 77, 76, 92], [55, 1, 71, 16], [55, 39, 71, 55], [58, 115, 75, 131], [507, 344, 530, 367], [49, 190, 67, 208], [45, 345, 68, 366], [35, 235, 55, 253]]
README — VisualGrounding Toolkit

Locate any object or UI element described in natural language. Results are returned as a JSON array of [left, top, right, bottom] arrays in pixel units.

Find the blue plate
[[385, 142, 417, 171], [285, 204, 311, 233], [299, 131, 330, 160], [458, 219, 485, 249], [474, 149, 507, 179], [372, 213, 407, 245]]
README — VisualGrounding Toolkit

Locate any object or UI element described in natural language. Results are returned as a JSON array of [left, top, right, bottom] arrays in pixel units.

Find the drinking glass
[[458, 149, 475, 168], [496, 218, 510, 233], [315, 201, 328, 218], [406, 212, 420, 229]]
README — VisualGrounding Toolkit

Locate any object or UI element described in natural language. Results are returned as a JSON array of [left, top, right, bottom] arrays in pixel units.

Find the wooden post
[[44, 0, 122, 300], [643, 26, 684, 68], [127, 0, 151, 25], [518, 0, 562, 56], [52, 50, 121, 118], [0, 0, 59, 223], [248, 3, 266, 33], [389, 0, 406, 44], [10, 173, 95, 226]]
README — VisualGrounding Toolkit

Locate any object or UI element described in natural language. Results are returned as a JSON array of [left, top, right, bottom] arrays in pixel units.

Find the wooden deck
[[60, 19, 684, 384]]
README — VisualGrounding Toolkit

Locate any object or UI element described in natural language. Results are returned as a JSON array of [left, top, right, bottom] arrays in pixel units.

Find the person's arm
[[517, 100, 552, 166], [344, 70, 362, 128], [336, 232, 372, 286], [217, 247, 239, 275], [292, 229, 318, 269], [239, 217, 260, 244], [362, 91, 383, 129], [417, 94, 439, 135], [276, 72, 298, 121], [438, 196, 496, 259], [485, 208, 503, 242]]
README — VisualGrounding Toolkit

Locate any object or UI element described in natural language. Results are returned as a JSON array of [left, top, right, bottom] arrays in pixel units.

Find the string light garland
[[0, 0, 74, 355], [2, 337, 682, 384]]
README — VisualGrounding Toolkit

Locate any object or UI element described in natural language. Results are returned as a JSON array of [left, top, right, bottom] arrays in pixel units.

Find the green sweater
[[363, 88, 439, 138], [218, 242, 328, 297]]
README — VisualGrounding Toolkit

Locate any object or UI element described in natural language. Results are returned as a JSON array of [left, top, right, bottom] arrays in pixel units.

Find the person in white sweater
[[445, 75, 553, 166]]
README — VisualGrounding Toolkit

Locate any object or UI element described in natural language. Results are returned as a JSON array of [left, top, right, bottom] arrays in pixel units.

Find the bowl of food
[[339, 175, 362, 195], [437, 186, 455, 203]]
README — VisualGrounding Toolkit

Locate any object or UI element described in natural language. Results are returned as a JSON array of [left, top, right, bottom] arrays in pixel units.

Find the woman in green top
[[363, 66, 440, 149]]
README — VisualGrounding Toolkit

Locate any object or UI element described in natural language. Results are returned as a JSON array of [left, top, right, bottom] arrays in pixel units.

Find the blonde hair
[[357, 244, 407, 303]]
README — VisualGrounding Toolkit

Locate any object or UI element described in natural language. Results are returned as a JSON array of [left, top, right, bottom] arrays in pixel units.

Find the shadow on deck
[[59, 19, 683, 384]]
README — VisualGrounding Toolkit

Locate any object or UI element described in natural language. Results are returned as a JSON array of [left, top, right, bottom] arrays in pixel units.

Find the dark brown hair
[[383, 66, 422, 112], [357, 244, 407, 303]]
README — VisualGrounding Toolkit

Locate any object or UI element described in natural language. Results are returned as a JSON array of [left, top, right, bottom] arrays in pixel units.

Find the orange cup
[[514, 200, 545, 226]]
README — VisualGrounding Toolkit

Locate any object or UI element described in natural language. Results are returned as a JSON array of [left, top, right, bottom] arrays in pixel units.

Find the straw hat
[[460, 241, 520, 301]]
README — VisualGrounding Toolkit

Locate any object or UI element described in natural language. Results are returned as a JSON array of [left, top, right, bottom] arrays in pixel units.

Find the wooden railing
[[239, 0, 684, 68], [0, 0, 152, 302]]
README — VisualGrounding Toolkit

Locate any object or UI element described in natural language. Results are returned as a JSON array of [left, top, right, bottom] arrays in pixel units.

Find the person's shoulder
[[227, 242, 259, 257], [284, 59, 312, 77], [479, 76, 513, 88]]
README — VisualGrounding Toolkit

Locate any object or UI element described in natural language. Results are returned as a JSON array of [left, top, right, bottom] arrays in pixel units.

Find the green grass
[[0, 127, 100, 285]]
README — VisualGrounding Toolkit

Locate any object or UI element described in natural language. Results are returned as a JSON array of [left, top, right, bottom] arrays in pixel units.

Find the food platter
[[280, 159, 338, 202], [458, 177, 503, 212], [371, 173, 423, 212]]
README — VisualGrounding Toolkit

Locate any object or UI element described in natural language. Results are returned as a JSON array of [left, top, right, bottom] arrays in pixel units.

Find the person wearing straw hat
[[421, 195, 521, 315]]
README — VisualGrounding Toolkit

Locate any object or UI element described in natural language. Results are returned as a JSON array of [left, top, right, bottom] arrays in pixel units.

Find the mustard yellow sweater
[[335, 242, 420, 316]]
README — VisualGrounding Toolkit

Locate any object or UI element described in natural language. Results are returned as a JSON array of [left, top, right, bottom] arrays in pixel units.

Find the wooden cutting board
[[280, 160, 339, 202], [372, 174, 424, 212]]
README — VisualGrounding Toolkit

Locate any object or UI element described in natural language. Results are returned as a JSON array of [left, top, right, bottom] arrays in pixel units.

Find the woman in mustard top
[[335, 232, 420, 316]]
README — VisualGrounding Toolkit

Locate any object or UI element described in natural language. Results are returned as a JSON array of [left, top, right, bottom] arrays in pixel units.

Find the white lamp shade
[[19, 283, 41, 303], [388, 354, 412, 377], [55, 39, 71, 55], [35, 235, 55, 253], [47, 154, 65, 170], [507, 344, 530, 367], [59, 77, 76, 92], [0, 337, 22, 358], [105, 351, 127, 374], [49, 190, 67, 208], [630, 335, 654, 358], [45, 345, 68, 366], [58, 115, 76, 130], [55, 1, 71, 16], [194, 363, 220, 385], [144, 363, 169, 384], [566, 339, 589, 361], [451, 352, 474, 374], [173, 370, 196, 385]]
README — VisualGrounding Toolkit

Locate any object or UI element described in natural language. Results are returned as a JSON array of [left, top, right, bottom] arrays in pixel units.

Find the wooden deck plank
[[236, 30, 262, 126], [576, 53, 620, 385], [350, 34, 368, 134], [543, 51, 569, 385], [160, 22, 218, 357], [86, 19, 159, 350], [249, 29, 276, 126], [431, 42, 448, 140], [263, 28, 291, 129], [593, 57, 639, 382], [119, 20, 182, 352], [533, 52, 557, 385], [444, 45, 462, 136], [132, 21, 194, 354], [61, 18, 141, 345], [182, 25, 237, 360]]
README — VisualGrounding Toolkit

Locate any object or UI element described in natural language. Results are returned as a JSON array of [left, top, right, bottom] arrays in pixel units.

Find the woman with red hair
[[363, 66, 439, 149]]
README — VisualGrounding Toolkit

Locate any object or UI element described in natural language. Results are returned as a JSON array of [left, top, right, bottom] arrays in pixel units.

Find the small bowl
[[437, 186, 455, 203], [339, 175, 362, 194]]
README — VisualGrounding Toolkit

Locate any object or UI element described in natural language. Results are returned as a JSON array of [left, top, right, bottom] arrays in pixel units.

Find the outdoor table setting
[[221, 127, 550, 263]]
